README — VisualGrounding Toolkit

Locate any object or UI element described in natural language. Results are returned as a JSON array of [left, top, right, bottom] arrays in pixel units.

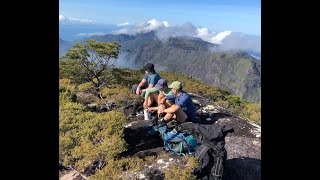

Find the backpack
[[155, 125, 199, 156], [180, 122, 234, 180]]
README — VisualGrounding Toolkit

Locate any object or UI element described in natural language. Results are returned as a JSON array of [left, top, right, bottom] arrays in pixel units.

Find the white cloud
[[59, 15, 66, 21], [113, 19, 168, 35], [113, 19, 231, 44], [219, 32, 261, 52], [215, 31, 232, 42], [163, 21, 170, 27], [111, 19, 259, 52], [196, 28, 232, 44], [59, 14, 94, 24], [155, 22, 197, 40], [76, 32, 106, 37], [117, 22, 130, 26]]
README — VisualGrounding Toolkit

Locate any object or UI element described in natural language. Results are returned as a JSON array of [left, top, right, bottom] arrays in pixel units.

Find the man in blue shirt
[[158, 81, 197, 123], [131, 63, 161, 98]]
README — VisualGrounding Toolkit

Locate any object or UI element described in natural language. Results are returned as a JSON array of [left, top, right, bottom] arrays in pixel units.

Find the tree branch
[[66, 166, 88, 180]]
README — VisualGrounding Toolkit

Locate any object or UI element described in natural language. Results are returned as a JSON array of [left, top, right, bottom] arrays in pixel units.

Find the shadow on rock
[[224, 157, 261, 180], [117, 127, 164, 158], [144, 167, 165, 180], [197, 112, 232, 124]]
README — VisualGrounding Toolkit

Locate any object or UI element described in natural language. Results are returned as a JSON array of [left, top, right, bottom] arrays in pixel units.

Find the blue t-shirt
[[165, 90, 196, 122], [144, 71, 161, 85]]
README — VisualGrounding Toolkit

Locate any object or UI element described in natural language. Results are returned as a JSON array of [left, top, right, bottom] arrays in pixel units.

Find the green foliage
[[100, 86, 141, 106], [59, 62, 260, 178], [91, 157, 144, 180], [59, 89, 128, 171], [77, 82, 94, 92], [59, 79, 77, 105], [59, 59, 88, 84], [90, 159, 123, 180], [225, 95, 245, 114], [157, 71, 230, 101], [215, 95, 246, 116], [215, 95, 261, 125], [164, 156, 198, 180], [62, 39, 120, 91], [240, 103, 261, 125], [111, 67, 143, 87]]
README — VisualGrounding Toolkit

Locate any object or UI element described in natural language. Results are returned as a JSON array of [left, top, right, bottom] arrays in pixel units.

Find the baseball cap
[[155, 79, 168, 89], [168, 81, 182, 90]]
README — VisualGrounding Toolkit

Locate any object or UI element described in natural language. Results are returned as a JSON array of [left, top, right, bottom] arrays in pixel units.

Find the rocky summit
[[60, 91, 260, 180]]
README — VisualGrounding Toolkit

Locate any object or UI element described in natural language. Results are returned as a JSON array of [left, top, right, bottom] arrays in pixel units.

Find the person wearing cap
[[157, 81, 197, 123], [131, 63, 161, 97], [143, 79, 174, 110]]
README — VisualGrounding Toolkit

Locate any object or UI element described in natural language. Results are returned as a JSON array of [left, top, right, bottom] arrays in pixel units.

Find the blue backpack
[[156, 125, 199, 156]]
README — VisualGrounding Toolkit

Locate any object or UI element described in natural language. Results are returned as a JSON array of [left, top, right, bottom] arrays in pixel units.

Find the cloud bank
[[112, 19, 260, 52], [117, 22, 130, 26], [59, 14, 94, 24], [113, 19, 232, 44], [76, 32, 106, 37]]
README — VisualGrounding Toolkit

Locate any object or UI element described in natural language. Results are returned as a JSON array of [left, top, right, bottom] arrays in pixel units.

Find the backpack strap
[[175, 133, 193, 156], [197, 145, 210, 160], [212, 156, 223, 179], [163, 131, 179, 153]]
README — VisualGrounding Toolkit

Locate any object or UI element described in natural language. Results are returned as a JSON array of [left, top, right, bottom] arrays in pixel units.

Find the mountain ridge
[[59, 32, 261, 102]]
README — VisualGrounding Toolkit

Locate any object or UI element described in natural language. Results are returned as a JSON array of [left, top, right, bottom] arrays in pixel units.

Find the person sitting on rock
[[143, 79, 174, 111], [131, 63, 161, 98], [157, 81, 197, 123]]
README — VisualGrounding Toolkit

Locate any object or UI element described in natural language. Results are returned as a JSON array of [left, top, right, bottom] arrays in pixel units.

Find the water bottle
[[144, 109, 151, 120]]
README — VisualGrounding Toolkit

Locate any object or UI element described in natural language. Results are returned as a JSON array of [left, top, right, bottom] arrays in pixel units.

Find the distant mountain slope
[[125, 39, 261, 102], [59, 32, 261, 102]]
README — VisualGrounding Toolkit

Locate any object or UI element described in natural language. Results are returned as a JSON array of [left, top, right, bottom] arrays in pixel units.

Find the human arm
[[163, 104, 180, 113], [141, 83, 155, 92], [136, 78, 147, 95], [141, 74, 160, 92], [158, 93, 166, 105]]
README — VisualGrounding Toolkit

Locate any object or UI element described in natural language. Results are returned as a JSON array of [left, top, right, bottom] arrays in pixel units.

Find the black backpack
[[180, 122, 234, 180]]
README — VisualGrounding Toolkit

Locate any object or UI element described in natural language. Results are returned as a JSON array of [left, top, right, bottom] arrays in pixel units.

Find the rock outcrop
[[61, 91, 261, 180], [118, 93, 261, 180]]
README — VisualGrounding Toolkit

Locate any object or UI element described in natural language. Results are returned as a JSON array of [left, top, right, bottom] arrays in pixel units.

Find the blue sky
[[59, 0, 260, 36]]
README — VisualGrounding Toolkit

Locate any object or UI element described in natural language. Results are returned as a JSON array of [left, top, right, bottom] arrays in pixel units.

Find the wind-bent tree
[[63, 39, 120, 92]]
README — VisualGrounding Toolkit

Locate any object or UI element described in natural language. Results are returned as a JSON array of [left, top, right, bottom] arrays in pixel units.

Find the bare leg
[[158, 93, 165, 105], [164, 112, 174, 121], [147, 92, 159, 107]]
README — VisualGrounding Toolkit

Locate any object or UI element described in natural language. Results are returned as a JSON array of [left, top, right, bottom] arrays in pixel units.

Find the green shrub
[[241, 103, 261, 125], [59, 79, 77, 105], [164, 156, 198, 180], [91, 157, 145, 180], [77, 82, 94, 92], [59, 108, 128, 171], [100, 86, 141, 106]]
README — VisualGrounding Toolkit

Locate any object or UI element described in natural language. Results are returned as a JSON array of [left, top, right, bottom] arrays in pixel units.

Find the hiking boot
[[158, 118, 167, 126]]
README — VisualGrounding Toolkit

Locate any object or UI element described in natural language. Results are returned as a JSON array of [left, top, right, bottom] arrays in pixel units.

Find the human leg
[[174, 109, 187, 123], [147, 92, 159, 107]]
